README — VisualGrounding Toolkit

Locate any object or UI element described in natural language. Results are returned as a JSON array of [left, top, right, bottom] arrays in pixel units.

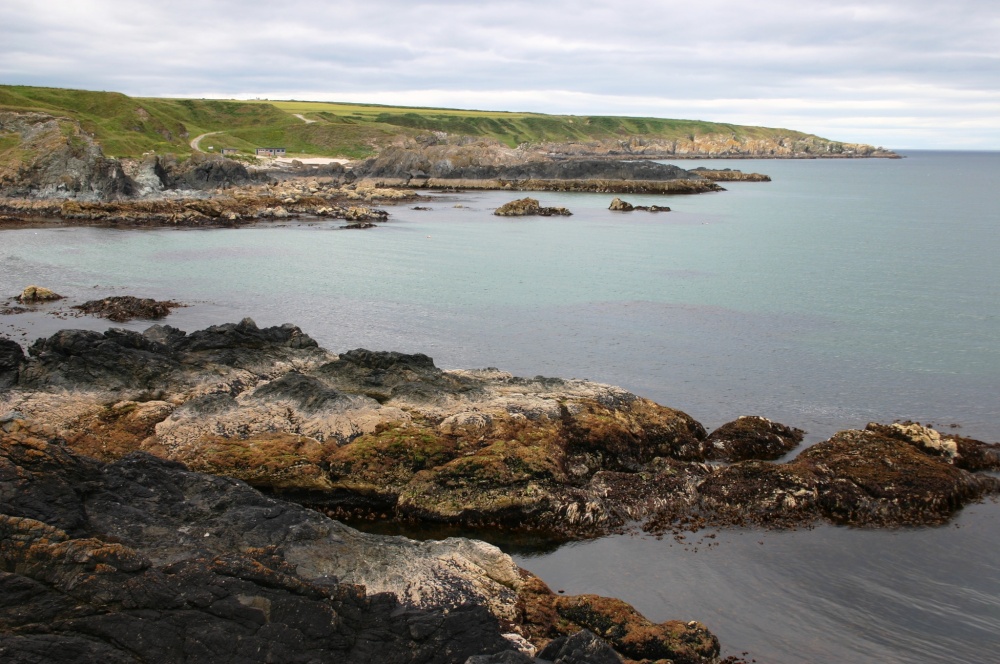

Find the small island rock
[[17, 285, 63, 303], [494, 197, 572, 217], [609, 197, 634, 211]]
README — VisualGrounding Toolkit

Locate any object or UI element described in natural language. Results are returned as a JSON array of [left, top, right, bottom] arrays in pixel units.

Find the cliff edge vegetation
[[0, 84, 896, 162]]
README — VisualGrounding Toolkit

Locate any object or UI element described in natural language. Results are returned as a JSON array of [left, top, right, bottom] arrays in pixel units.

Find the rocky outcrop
[[495, 198, 572, 217], [0, 177, 404, 227], [16, 285, 62, 303], [689, 167, 771, 182], [0, 339, 24, 389], [608, 198, 670, 213], [536, 134, 898, 160], [0, 420, 721, 663], [0, 112, 134, 200], [680, 416, 803, 462], [354, 144, 704, 183], [3, 322, 998, 541], [73, 296, 182, 322], [350, 140, 726, 195]]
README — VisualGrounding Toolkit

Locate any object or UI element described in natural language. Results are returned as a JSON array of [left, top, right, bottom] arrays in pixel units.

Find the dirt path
[[293, 114, 317, 124], [190, 131, 222, 153]]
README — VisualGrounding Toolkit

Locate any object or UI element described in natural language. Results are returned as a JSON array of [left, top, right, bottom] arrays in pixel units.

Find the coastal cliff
[[0, 112, 133, 200]]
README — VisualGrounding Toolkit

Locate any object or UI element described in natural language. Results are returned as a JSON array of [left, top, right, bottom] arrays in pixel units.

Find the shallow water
[[2, 151, 999, 662], [515, 500, 1000, 663]]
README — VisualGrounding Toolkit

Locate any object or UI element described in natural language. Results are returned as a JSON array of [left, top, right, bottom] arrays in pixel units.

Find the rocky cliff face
[[351, 139, 706, 182], [121, 152, 261, 195], [537, 134, 898, 159], [0, 111, 263, 201], [0, 112, 134, 200]]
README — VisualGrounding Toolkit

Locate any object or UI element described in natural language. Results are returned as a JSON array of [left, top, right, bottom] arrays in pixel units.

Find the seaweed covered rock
[[695, 423, 1000, 527], [691, 416, 804, 462], [73, 295, 182, 322], [3, 322, 999, 539]]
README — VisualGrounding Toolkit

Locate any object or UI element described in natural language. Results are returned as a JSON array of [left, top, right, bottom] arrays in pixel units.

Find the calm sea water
[[2, 151, 999, 662]]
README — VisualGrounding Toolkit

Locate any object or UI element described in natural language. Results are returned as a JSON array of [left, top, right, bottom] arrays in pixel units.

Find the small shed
[[255, 147, 287, 157], [221, 148, 239, 155]]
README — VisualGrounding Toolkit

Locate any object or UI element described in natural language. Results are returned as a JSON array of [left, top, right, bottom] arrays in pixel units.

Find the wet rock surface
[[72, 296, 183, 322], [0, 422, 719, 663], [3, 321, 998, 541]]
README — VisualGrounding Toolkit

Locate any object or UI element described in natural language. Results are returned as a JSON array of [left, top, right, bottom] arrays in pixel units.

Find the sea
[[2, 150, 998, 662]]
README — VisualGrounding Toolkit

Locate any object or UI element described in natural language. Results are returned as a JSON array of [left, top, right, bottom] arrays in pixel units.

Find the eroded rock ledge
[[0, 419, 719, 664], [2, 320, 998, 542], [0, 178, 409, 227]]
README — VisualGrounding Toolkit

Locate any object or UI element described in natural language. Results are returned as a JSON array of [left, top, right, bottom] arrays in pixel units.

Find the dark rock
[[0, 111, 135, 201], [0, 515, 511, 664], [251, 372, 374, 413], [339, 349, 437, 372], [21, 328, 180, 391], [0, 340, 25, 389], [16, 319, 320, 392], [354, 145, 700, 183], [698, 416, 804, 461], [170, 155, 255, 190], [73, 295, 182, 322], [696, 424, 1000, 527], [537, 630, 622, 664], [0, 431, 520, 663], [466, 650, 536, 663]]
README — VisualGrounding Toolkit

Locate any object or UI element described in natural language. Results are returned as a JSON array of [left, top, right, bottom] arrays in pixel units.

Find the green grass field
[[0, 84, 827, 160]]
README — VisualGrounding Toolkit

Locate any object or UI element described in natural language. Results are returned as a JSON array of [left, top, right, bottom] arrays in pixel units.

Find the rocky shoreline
[[1, 110, 775, 216], [3, 319, 998, 662], [2, 320, 997, 538]]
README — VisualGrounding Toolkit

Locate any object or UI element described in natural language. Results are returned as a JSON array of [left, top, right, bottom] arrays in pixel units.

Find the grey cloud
[[2, 0, 999, 147]]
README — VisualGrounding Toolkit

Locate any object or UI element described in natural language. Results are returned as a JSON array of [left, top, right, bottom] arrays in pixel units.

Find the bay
[[2, 150, 999, 662]]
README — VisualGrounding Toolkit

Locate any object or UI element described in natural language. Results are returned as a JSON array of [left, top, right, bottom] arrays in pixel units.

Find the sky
[[3, 0, 999, 149]]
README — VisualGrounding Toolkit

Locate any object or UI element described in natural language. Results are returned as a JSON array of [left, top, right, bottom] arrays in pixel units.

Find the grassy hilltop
[[0, 84, 845, 161]]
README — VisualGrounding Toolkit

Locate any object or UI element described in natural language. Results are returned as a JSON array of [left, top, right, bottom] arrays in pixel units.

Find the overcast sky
[[4, 0, 999, 149]]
